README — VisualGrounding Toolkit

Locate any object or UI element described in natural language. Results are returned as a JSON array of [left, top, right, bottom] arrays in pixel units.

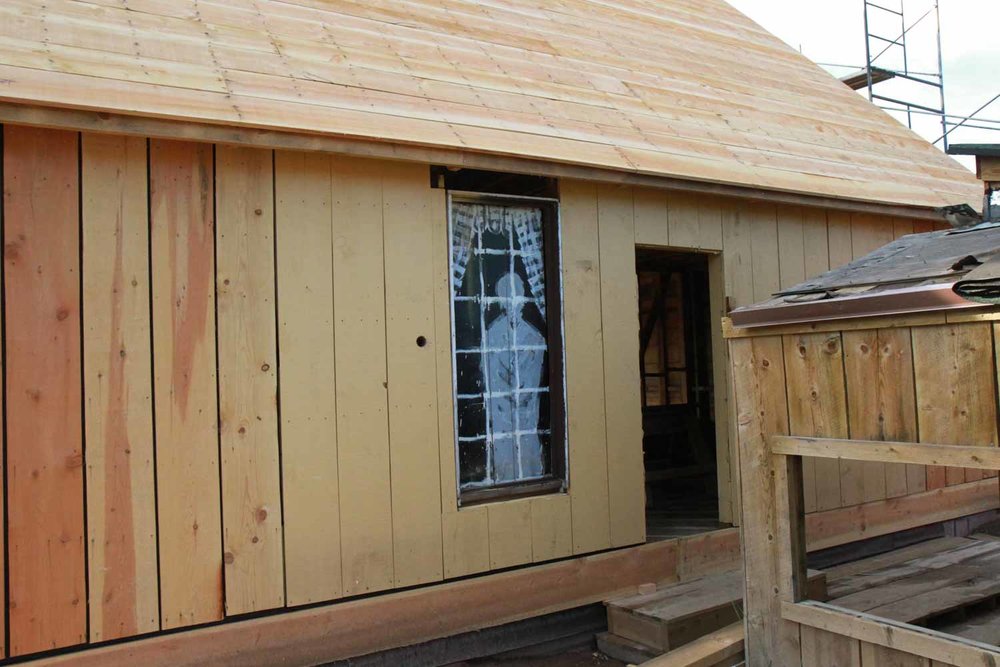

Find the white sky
[[725, 1, 1000, 169]]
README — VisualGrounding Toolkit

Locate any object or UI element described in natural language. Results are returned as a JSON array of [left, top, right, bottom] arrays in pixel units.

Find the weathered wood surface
[[730, 335, 797, 666], [784, 601, 993, 667], [913, 324, 998, 489]]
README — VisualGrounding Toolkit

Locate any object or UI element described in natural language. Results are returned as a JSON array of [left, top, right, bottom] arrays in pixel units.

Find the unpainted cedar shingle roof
[[0, 0, 983, 208]]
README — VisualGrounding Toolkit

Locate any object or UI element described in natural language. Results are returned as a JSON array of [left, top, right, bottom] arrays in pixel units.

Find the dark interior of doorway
[[636, 248, 723, 541]]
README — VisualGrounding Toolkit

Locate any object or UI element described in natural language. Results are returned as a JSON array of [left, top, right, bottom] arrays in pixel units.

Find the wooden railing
[[765, 435, 1000, 667]]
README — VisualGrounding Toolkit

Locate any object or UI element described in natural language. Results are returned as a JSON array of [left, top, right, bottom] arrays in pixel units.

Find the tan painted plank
[[913, 324, 998, 490], [632, 187, 669, 247], [560, 179, 612, 553], [851, 213, 894, 259], [215, 145, 284, 615], [530, 493, 573, 562], [149, 139, 223, 629], [776, 205, 806, 289], [274, 150, 341, 605], [827, 211, 853, 269], [783, 333, 850, 512], [748, 202, 780, 302], [722, 201, 753, 310], [708, 254, 734, 524], [800, 625, 861, 666], [81, 133, 159, 641], [698, 200, 724, 251], [488, 500, 533, 569], [332, 156, 394, 595], [442, 510, 491, 579], [721, 201, 750, 524], [892, 217, 915, 240], [597, 184, 645, 547], [667, 191, 700, 249], [802, 208, 831, 278], [432, 183, 490, 577], [383, 161, 444, 588], [4, 125, 86, 655]]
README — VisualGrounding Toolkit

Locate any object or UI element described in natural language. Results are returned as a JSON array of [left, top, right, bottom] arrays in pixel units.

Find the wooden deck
[[823, 535, 1000, 644]]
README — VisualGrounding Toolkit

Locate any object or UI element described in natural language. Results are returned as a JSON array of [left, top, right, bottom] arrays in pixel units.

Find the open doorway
[[636, 248, 723, 540]]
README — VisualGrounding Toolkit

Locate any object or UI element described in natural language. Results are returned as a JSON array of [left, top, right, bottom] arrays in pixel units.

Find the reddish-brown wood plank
[[4, 124, 87, 655]]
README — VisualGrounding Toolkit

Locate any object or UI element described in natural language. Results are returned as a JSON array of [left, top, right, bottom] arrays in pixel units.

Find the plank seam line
[[211, 143, 228, 618], [78, 129, 92, 646], [145, 136, 165, 633], [0, 120, 10, 658], [269, 149, 288, 607]]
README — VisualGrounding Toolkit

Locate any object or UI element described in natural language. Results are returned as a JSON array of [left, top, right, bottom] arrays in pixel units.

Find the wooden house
[[728, 217, 1000, 666], [0, 0, 985, 665]]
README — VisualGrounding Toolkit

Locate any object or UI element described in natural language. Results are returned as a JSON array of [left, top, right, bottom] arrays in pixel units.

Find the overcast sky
[[726, 1, 1000, 170]]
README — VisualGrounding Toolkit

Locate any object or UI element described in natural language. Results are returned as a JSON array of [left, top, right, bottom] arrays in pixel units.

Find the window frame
[[446, 190, 568, 507]]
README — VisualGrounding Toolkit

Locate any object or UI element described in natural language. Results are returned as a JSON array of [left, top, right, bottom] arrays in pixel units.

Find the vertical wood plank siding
[[215, 146, 285, 615], [331, 157, 394, 596], [149, 139, 224, 629], [4, 125, 87, 655], [597, 184, 646, 547], [560, 180, 613, 554], [274, 150, 342, 606], [81, 133, 159, 641], [382, 161, 444, 588], [0, 124, 964, 661]]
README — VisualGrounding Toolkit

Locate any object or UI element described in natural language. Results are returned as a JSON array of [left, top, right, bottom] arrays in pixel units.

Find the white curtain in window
[[451, 202, 547, 318]]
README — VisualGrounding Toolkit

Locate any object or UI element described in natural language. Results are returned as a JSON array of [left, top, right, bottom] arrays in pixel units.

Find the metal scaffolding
[[853, 0, 999, 150], [861, 0, 949, 148]]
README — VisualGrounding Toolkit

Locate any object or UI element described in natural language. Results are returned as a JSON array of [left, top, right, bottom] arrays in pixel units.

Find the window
[[449, 194, 565, 503]]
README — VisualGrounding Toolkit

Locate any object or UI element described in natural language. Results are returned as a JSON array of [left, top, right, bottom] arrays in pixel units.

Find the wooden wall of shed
[[0, 121, 960, 662], [730, 318, 1000, 664], [0, 124, 647, 660]]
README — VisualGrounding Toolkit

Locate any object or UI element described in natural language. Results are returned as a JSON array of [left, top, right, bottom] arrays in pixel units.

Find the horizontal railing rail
[[783, 600, 1000, 667], [770, 435, 1000, 471], [759, 435, 1000, 665]]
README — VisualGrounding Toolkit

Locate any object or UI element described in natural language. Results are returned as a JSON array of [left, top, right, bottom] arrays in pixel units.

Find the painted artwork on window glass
[[451, 202, 551, 488]]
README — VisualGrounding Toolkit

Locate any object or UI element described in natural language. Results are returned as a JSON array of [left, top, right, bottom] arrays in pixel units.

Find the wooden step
[[629, 622, 744, 667], [596, 631, 660, 665], [604, 569, 824, 653]]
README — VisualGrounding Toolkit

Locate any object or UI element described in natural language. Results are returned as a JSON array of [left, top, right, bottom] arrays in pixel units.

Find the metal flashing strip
[[729, 281, 981, 329]]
